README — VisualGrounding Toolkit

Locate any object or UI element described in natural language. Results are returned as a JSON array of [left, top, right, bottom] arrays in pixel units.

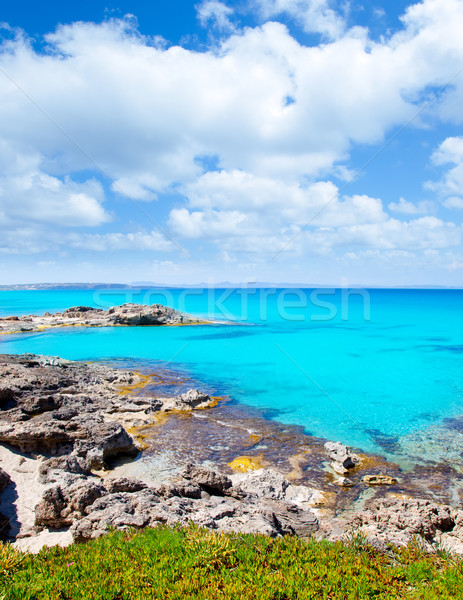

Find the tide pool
[[1, 288, 462, 461]]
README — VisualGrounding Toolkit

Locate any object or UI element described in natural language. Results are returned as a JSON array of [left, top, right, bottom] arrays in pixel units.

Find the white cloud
[[427, 136, 463, 205], [327, 217, 460, 251], [170, 169, 460, 258], [1, 1, 463, 278], [0, 1, 462, 201], [388, 197, 435, 215], [252, 0, 346, 40], [0, 227, 174, 255], [181, 170, 388, 227], [67, 230, 175, 252], [0, 162, 109, 227], [169, 208, 251, 238], [444, 197, 463, 210], [197, 1, 235, 31]]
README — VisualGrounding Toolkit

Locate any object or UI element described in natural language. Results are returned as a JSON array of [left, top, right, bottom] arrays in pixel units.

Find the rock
[[330, 461, 350, 476], [334, 477, 354, 487], [181, 463, 234, 495], [70, 477, 319, 542], [0, 467, 11, 492], [0, 303, 208, 335], [324, 441, 360, 470], [231, 469, 321, 508], [35, 479, 107, 529], [231, 469, 289, 500], [107, 303, 198, 326], [0, 467, 11, 540], [35, 485, 67, 528], [160, 389, 216, 411], [104, 478, 147, 494], [157, 480, 203, 500], [347, 498, 458, 549], [363, 475, 398, 486]]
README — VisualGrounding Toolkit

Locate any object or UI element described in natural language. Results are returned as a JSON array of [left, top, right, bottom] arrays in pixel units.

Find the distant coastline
[[1, 282, 462, 290]]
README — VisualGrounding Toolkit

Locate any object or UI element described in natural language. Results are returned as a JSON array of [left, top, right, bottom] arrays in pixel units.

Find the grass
[[1, 524, 463, 599]]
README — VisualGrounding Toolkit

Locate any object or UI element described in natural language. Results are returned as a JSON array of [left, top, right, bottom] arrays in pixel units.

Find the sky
[[1, 0, 463, 286]]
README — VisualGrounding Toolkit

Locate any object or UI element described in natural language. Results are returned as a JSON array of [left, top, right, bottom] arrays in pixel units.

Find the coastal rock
[[345, 498, 461, 550], [107, 303, 198, 326], [157, 480, 203, 500], [231, 469, 323, 509], [363, 474, 398, 486], [0, 415, 138, 468], [159, 390, 216, 412], [0, 466, 11, 540], [330, 461, 350, 476], [69, 465, 319, 542], [0, 467, 11, 492], [231, 468, 288, 500], [324, 441, 360, 470], [0, 303, 208, 335], [334, 477, 354, 487], [35, 485, 67, 528], [35, 479, 107, 529], [104, 477, 147, 494], [181, 463, 241, 497]]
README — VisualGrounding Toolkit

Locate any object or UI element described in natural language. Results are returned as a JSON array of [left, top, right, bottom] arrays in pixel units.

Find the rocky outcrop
[[363, 474, 398, 486], [324, 441, 360, 476], [341, 497, 463, 553], [3, 353, 463, 556], [0, 355, 217, 470], [0, 303, 210, 335], [159, 390, 217, 412], [66, 465, 319, 542]]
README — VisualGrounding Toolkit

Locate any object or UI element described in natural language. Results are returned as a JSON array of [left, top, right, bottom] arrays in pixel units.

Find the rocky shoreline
[[0, 303, 212, 335], [1, 354, 463, 555]]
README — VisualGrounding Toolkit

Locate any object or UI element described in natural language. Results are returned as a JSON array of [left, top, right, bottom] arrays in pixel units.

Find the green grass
[[1, 524, 463, 599]]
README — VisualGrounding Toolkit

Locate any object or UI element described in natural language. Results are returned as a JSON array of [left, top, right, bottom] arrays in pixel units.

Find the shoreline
[[0, 303, 216, 336], [2, 354, 463, 555]]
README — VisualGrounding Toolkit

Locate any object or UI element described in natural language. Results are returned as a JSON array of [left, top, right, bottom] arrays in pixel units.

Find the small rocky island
[[1, 354, 463, 555], [0, 303, 210, 335]]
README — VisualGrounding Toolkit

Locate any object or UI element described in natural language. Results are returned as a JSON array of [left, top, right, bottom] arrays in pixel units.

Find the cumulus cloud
[[1, 1, 463, 198], [67, 231, 175, 252], [180, 170, 388, 227], [252, 0, 346, 40], [427, 137, 463, 207], [0, 164, 109, 227], [169, 207, 251, 239], [1, 0, 463, 279], [196, 1, 235, 31], [170, 169, 460, 258], [0, 228, 174, 255], [388, 197, 435, 215]]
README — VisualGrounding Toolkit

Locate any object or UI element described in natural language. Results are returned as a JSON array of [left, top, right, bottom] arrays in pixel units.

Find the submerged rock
[[363, 474, 398, 486]]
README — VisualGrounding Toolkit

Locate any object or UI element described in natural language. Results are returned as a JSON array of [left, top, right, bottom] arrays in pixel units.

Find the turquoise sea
[[1, 288, 462, 462]]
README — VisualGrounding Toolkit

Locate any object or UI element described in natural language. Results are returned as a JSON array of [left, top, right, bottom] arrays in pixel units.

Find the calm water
[[1, 288, 462, 459]]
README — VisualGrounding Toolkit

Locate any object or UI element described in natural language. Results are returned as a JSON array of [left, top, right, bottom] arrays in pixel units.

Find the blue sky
[[1, 0, 463, 286]]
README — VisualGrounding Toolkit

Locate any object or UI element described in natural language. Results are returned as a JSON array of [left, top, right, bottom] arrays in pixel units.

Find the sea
[[1, 287, 462, 466]]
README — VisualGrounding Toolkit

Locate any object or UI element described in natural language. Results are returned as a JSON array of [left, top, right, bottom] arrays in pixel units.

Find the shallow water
[[1, 288, 462, 464]]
